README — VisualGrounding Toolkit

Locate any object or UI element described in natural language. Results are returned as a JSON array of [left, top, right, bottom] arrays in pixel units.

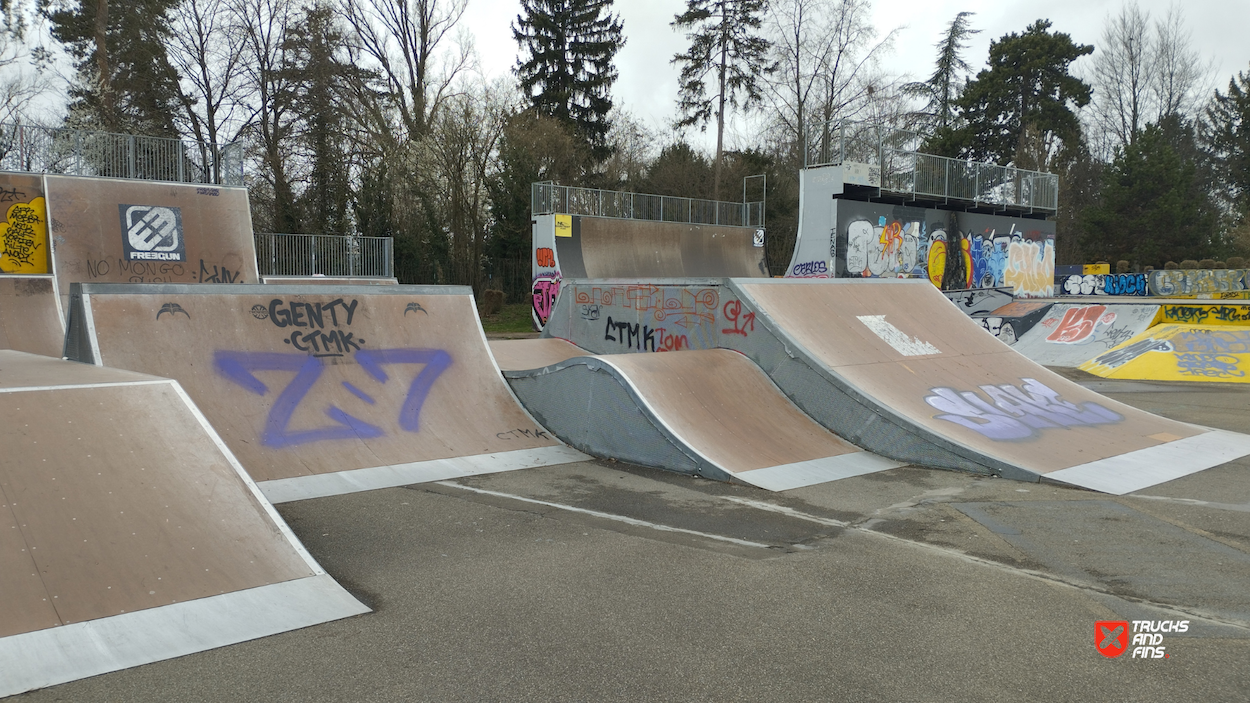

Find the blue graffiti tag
[[214, 348, 452, 447], [1174, 353, 1245, 378], [925, 378, 1123, 441], [790, 260, 829, 277]]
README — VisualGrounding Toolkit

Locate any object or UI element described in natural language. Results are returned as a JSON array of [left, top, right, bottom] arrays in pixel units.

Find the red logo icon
[[1096, 620, 1129, 658]]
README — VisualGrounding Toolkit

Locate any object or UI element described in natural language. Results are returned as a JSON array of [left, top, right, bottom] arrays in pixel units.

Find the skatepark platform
[[491, 339, 902, 491], [0, 351, 366, 697], [64, 283, 587, 503], [542, 278, 1250, 494]]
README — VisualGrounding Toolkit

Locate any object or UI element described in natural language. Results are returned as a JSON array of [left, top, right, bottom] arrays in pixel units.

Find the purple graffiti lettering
[[213, 348, 451, 447], [354, 349, 452, 432], [925, 378, 1122, 441]]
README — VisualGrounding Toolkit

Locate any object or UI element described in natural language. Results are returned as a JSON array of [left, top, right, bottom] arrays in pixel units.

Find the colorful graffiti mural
[[1148, 269, 1248, 297], [811, 202, 1056, 298]]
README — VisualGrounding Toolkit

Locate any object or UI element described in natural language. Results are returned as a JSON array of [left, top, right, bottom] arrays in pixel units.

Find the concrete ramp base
[[0, 575, 364, 698], [0, 351, 367, 696], [494, 341, 902, 491]]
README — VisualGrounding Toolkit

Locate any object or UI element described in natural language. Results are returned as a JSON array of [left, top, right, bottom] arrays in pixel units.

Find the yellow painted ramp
[[1080, 324, 1250, 383]]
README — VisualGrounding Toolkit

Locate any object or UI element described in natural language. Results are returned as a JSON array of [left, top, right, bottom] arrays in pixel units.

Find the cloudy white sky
[[463, 0, 1250, 149]]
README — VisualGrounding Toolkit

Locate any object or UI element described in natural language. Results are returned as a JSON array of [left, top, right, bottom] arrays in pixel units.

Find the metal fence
[[532, 182, 765, 228], [805, 119, 1059, 213], [0, 122, 243, 185], [254, 233, 394, 278]]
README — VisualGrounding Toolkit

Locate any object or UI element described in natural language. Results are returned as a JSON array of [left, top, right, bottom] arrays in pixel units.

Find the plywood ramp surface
[[579, 218, 767, 278], [68, 284, 586, 499], [0, 351, 366, 696], [490, 338, 586, 371], [502, 348, 902, 490], [602, 350, 869, 474], [0, 275, 63, 357]]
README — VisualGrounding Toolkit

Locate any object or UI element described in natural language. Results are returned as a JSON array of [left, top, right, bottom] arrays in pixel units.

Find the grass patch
[[480, 302, 536, 334]]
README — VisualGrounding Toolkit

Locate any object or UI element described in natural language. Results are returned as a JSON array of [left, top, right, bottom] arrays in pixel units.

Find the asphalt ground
[[11, 372, 1250, 702]]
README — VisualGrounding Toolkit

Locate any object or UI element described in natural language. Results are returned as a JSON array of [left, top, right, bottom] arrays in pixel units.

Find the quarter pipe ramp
[[0, 351, 366, 697], [543, 278, 1250, 494], [491, 340, 902, 491], [64, 283, 587, 503]]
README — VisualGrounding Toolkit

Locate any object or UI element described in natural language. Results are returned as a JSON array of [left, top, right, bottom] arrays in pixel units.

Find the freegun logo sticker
[[120, 205, 185, 261], [1096, 620, 1188, 659]]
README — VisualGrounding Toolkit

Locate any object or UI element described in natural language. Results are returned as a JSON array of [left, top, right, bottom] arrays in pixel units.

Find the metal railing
[[805, 119, 1058, 213], [0, 122, 243, 185], [532, 181, 765, 228], [254, 233, 394, 278]]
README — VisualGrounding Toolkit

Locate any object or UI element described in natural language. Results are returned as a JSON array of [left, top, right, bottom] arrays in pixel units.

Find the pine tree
[[1202, 66, 1250, 216], [44, 0, 183, 137], [932, 20, 1092, 169], [513, 0, 624, 165], [906, 11, 979, 132], [672, 0, 770, 200]]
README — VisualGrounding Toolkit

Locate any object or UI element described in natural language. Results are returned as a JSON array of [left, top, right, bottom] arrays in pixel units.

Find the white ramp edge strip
[[735, 452, 906, 492], [0, 574, 368, 698], [1044, 430, 1250, 495], [259, 445, 591, 503]]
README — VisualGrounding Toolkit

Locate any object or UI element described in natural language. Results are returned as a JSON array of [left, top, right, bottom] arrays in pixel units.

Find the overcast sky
[[462, 0, 1250, 150]]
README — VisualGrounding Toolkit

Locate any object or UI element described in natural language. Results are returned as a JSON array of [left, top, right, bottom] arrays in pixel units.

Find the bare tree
[[234, 0, 300, 231], [1088, 2, 1212, 156], [1151, 3, 1210, 121], [338, 0, 469, 143], [1089, 2, 1151, 152], [167, 0, 251, 181], [764, 0, 896, 158]]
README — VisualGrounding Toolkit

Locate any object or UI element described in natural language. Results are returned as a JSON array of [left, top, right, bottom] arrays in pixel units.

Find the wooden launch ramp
[[64, 283, 587, 503], [0, 351, 366, 697], [542, 278, 1250, 494], [491, 338, 901, 491]]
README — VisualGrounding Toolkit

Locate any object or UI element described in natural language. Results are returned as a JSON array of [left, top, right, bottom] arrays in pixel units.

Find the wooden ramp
[[492, 340, 901, 491], [65, 283, 587, 503], [0, 351, 366, 697]]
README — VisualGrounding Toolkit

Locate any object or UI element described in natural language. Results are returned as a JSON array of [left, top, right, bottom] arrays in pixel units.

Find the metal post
[[128, 135, 135, 178], [177, 138, 184, 183]]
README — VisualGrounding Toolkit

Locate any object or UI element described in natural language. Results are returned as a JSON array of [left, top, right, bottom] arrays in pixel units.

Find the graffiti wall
[[1159, 304, 1250, 326], [1057, 270, 1250, 298], [0, 174, 49, 274], [795, 201, 1056, 298]]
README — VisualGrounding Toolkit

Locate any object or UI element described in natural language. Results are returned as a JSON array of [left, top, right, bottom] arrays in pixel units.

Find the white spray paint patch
[[857, 315, 941, 356]]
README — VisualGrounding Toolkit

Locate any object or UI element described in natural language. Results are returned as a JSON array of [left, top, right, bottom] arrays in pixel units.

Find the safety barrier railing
[[805, 119, 1058, 213], [253, 233, 394, 278], [532, 182, 765, 228], [0, 122, 243, 185]]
